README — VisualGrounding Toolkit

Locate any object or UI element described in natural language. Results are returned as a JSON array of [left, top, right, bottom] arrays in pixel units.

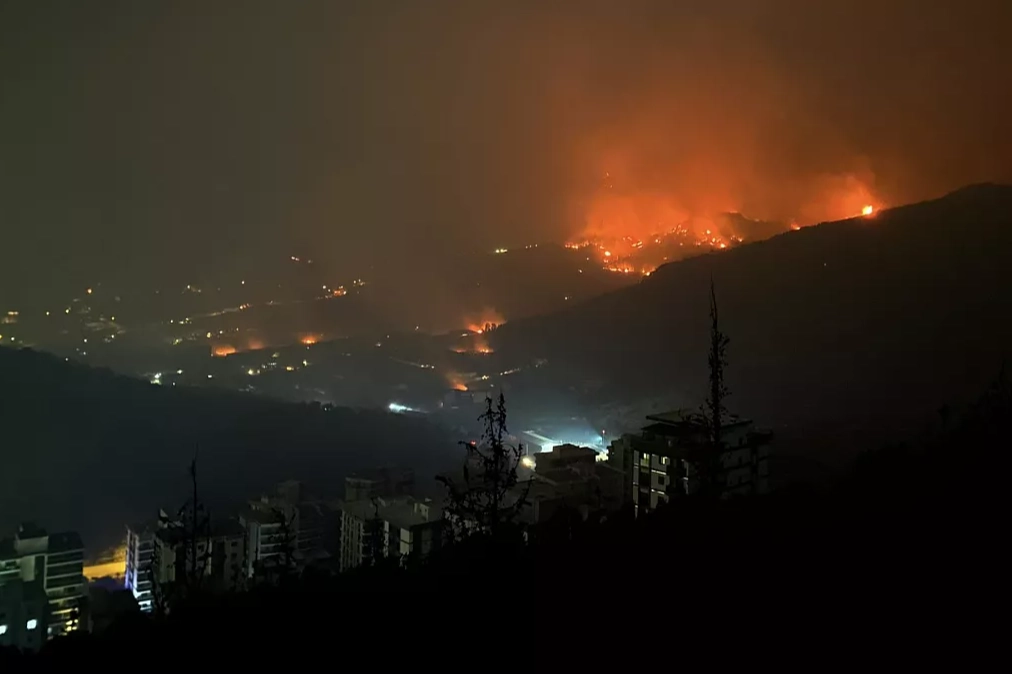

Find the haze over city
[[2, 1, 1010, 312]]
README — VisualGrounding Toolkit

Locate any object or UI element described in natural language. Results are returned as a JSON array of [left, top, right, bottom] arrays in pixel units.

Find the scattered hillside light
[[176, 369, 183, 374], [26, 619, 37, 630], [0, 624, 6, 635], [207, 374, 213, 379], [86, 288, 93, 295]]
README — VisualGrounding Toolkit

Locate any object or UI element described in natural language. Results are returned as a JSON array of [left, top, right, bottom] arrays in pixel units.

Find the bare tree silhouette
[[439, 393, 530, 542]]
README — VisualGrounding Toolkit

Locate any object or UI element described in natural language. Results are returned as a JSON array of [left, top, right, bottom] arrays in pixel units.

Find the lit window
[[0, 624, 7, 635], [26, 619, 38, 630]]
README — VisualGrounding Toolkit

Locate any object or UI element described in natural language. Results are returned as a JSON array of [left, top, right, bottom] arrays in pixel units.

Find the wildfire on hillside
[[446, 372, 469, 391], [300, 333, 322, 346], [567, 173, 881, 276], [464, 309, 506, 334], [212, 344, 237, 357], [566, 221, 744, 278]]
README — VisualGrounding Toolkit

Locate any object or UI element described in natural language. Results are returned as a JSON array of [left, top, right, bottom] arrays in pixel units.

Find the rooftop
[[1, 527, 82, 558], [341, 497, 440, 529], [48, 531, 84, 553]]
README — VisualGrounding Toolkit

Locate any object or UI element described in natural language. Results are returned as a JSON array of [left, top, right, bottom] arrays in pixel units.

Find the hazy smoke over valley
[[1, 0, 1010, 309]]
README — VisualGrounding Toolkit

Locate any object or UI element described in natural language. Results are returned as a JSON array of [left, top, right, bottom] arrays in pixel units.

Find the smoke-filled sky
[[2, 0, 1010, 304]]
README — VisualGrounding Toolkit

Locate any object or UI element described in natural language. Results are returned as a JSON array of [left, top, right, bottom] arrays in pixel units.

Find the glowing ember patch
[[300, 334, 321, 346], [212, 344, 236, 357], [861, 205, 874, 216]]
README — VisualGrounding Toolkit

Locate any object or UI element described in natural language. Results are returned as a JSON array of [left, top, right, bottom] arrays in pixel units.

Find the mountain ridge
[[492, 184, 1012, 446]]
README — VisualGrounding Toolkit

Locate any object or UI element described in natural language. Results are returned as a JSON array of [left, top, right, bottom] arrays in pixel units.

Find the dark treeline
[[4, 370, 1009, 671]]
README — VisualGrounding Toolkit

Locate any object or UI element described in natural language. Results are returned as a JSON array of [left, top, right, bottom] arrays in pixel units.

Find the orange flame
[[212, 344, 236, 357], [300, 333, 322, 346], [446, 372, 469, 391], [464, 309, 506, 334], [472, 335, 494, 354]]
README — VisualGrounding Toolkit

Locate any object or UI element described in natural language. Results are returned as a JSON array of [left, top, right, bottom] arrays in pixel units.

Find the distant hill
[[0, 348, 455, 554], [491, 184, 1012, 455]]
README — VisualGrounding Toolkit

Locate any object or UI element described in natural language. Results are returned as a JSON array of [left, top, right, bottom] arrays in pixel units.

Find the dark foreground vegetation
[[3, 371, 1009, 671]]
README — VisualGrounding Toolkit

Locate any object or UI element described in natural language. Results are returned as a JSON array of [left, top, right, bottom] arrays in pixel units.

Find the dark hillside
[[0, 347, 454, 553], [493, 184, 1012, 454]]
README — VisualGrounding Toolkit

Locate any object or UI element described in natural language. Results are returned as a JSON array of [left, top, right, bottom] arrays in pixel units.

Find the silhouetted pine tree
[[696, 279, 730, 496], [147, 454, 211, 615], [178, 454, 212, 595], [439, 393, 529, 542], [367, 497, 386, 566]]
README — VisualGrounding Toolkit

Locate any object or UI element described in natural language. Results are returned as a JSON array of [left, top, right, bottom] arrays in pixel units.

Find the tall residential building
[[253, 480, 341, 565], [0, 580, 48, 652], [239, 507, 293, 579], [0, 523, 85, 638], [124, 521, 156, 612], [338, 497, 441, 571], [152, 519, 247, 593], [609, 410, 772, 514]]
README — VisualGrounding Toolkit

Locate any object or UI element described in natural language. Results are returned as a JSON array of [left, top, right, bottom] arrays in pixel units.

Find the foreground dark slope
[[0, 348, 454, 553], [494, 184, 1012, 444]]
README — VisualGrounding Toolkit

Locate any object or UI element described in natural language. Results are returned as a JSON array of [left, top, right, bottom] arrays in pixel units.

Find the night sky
[[2, 1, 1010, 306]]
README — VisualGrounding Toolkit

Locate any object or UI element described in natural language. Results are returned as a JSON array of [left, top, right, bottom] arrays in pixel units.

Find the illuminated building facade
[[0, 523, 84, 638], [609, 410, 771, 514], [124, 521, 156, 612], [338, 497, 441, 571]]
